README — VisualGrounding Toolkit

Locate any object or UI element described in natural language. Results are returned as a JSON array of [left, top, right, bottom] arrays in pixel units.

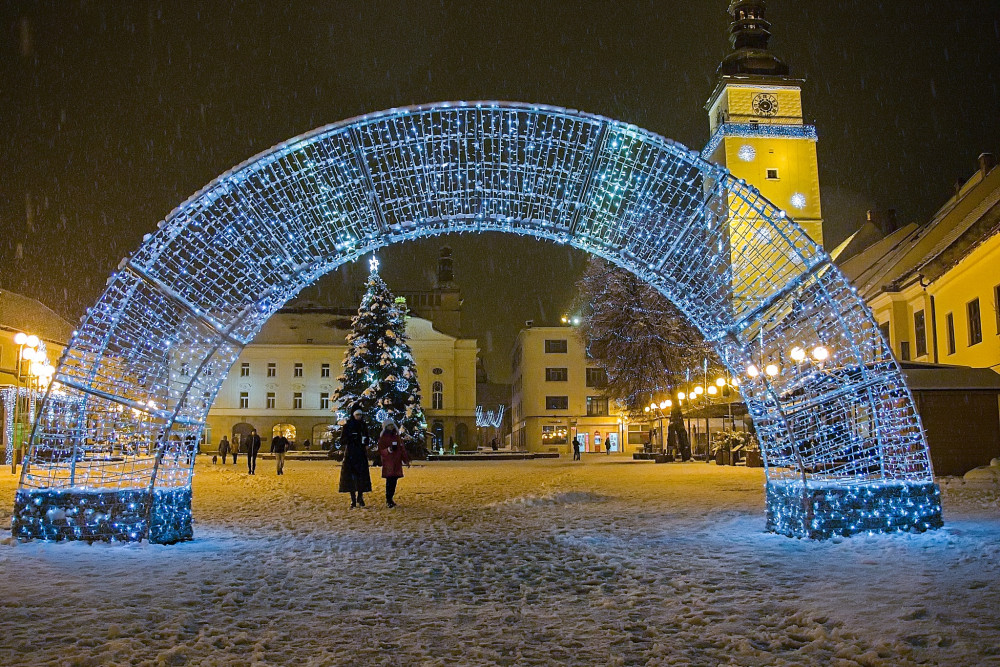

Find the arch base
[[765, 480, 943, 539], [12, 487, 193, 544]]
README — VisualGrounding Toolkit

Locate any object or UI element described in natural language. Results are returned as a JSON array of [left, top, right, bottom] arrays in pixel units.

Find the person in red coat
[[377, 420, 411, 508]]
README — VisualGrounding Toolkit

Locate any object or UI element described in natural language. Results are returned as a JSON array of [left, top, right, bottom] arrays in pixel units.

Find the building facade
[[837, 154, 1000, 374], [511, 325, 652, 454], [204, 306, 478, 451], [0, 289, 73, 463]]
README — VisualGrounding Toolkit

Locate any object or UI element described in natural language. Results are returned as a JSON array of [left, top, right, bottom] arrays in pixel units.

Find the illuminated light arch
[[15, 102, 941, 542]]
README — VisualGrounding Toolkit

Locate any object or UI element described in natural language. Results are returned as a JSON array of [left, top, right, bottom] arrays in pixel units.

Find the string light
[[13, 101, 938, 543]]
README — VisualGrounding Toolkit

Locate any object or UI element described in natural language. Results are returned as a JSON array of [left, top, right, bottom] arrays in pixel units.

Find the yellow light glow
[[25, 335, 39, 348], [659, 400, 668, 410], [790, 347, 806, 362], [694, 386, 704, 395], [765, 363, 780, 376], [14, 332, 27, 345], [664, 400, 672, 408], [746, 364, 759, 378], [715, 377, 726, 387], [677, 391, 686, 400], [644, 406, 650, 413], [707, 386, 718, 396], [21, 348, 36, 361], [812, 346, 830, 362]]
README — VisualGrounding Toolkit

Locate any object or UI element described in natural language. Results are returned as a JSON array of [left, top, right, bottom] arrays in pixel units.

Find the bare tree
[[573, 258, 720, 459]]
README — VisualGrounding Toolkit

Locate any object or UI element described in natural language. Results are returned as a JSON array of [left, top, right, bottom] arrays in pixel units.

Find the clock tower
[[704, 0, 824, 248]]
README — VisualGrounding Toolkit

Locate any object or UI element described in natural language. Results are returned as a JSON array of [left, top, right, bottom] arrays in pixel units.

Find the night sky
[[3, 1, 1000, 381]]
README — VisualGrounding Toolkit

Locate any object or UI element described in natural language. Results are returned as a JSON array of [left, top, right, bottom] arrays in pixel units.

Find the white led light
[[12, 102, 938, 543]]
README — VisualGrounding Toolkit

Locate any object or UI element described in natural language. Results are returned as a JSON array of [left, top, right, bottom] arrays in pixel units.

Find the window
[[266, 392, 275, 409], [766, 168, 779, 180], [900, 341, 911, 361], [545, 396, 569, 410], [267, 363, 276, 377], [541, 425, 567, 444], [293, 392, 303, 409], [432, 381, 443, 410], [544, 339, 568, 353], [240, 362, 250, 377], [914, 310, 927, 358], [585, 368, 607, 387], [628, 423, 650, 445], [320, 392, 329, 410], [968, 298, 982, 346], [180, 363, 190, 377], [946, 313, 956, 355], [586, 396, 609, 416], [239, 392, 249, 409], [321, 363, 330, 378], [545, 367, 568, 382], [878, 321, 891, 346], [995, 284, 1000, 334], [294, 362, 303, 378]]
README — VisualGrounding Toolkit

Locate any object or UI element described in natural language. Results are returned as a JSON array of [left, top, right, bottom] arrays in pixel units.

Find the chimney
[[979, 152, 996, 176], [866, 209, 898, 236]]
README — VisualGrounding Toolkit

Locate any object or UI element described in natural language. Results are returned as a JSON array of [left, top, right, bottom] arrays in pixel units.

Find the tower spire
[[718, 0, 789, 77]]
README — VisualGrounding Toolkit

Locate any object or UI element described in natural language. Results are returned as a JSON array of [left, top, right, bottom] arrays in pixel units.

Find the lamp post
[[10, 332, 54, 472]]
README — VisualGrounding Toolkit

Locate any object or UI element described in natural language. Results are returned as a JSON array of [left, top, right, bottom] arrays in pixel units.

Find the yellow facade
[[870, 232, 1000, 372], [932, 235, 1000, 370], [705, 81, 825, 249], [510, 326, 635, 454]]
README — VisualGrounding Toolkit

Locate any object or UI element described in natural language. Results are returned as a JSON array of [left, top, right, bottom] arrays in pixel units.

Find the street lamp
[[10, 332, 46, 472]]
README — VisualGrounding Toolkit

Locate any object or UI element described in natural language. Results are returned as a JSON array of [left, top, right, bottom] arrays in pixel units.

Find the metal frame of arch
[[13, 101, 941, 542]]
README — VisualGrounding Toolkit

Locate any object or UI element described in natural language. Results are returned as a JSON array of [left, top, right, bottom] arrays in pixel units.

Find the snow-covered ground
[[1, 457, 998, 666]]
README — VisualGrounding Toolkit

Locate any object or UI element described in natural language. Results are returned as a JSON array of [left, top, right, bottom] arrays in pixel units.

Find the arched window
[[272, 423, 296, 443], [312, 423, 337, 450], [432, 381, 443, 410], [232, 422, 255, 444]]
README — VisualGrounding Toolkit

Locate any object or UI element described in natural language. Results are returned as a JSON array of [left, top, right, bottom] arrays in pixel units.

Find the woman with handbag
[[338, 408, 373, 508]]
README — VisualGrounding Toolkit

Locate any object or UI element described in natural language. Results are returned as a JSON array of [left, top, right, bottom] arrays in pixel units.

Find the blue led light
[[702, 123, 819, 159], [13, 101, 939, 543]]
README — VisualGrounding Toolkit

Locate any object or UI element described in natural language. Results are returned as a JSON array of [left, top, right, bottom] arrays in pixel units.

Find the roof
[[251, 308, 461, 346], [830, 221, 887, 264], [900, 361, 1000, 391], [0, 289, 74, 345], [838, 164, 1000, 300]]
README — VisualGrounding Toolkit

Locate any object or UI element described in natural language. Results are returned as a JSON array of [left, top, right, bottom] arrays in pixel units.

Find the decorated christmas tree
[[332, 257, 427, 440]]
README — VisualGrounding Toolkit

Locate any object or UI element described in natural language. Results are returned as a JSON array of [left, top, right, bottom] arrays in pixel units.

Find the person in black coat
[[338, 409, 373, 507], [243, 429, 262, 475], [271, 434, 289, 475]]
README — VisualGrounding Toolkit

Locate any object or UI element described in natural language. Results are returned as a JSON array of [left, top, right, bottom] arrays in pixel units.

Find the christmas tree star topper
[[369, 256, 379, 273]]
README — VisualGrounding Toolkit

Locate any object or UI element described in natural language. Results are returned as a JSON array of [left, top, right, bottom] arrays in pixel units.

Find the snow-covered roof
[[0, 289, 74, 344], [251, 307, 460, 346], [838, 165, 1000, 299]]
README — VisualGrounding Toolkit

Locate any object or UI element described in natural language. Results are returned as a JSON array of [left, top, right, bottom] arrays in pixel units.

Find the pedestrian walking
[[271, 433, 288, 475], [572, 437, 581, 461], [378, 419, 411, 508], [339, 408, 372, 507], [605, 439, 611, 456], [244, 429, 261, 475], [231, 435, 240, 465], [218, 436, 230, 464]]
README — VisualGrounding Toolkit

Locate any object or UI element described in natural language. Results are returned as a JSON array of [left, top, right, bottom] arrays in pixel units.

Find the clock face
[[752, 93, 779, 117]]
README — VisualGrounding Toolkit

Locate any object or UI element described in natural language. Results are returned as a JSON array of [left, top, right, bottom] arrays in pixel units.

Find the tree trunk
[[667, 403, 691, 461]]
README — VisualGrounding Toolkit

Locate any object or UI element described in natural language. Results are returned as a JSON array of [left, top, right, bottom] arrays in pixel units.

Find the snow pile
[[0, 458, 998, 665]]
